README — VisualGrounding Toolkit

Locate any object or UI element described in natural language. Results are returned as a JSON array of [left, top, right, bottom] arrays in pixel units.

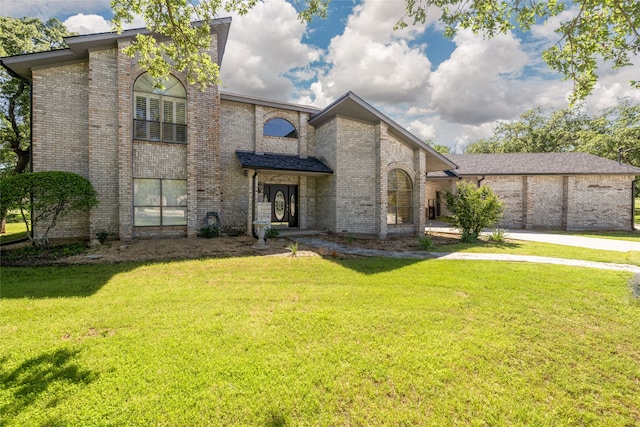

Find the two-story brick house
[[1, 18, 456, 240]]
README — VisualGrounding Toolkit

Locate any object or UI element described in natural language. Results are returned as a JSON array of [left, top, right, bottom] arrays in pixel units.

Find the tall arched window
[[134, 73, 187, 143], [387, 169, 413, 225], [263, 118, 298, 138]]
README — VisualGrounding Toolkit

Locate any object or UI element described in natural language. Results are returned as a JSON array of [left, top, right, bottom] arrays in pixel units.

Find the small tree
[[0, 171, 98, 247], [444, 181, 503, 242]]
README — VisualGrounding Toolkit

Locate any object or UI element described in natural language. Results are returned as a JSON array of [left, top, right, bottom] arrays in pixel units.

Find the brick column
[[117, 40, 134, 240], [376, 122, 389, 239], [414, 149, 426, 235]]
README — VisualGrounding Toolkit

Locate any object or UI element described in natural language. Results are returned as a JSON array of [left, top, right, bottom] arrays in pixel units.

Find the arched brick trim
[[263, 110, 299, 135], [386, 162, 416, 185]]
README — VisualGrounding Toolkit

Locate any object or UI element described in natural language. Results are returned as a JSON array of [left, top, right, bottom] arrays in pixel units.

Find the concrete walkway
[[295, 237, 640, 274]]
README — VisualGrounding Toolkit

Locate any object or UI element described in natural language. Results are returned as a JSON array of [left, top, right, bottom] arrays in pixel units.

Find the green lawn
[[0, 221, 28, 244], [2, 257, 639, 426]]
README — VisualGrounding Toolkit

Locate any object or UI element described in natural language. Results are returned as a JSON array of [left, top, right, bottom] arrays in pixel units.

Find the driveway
[[426, 224, 640, 253]]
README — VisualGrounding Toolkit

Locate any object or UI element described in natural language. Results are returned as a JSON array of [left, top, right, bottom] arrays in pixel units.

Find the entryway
[[263, 184, 298, 227]]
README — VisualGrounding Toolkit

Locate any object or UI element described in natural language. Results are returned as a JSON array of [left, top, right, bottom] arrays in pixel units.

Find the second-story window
[[263, 118, 298, 138], [134, 73, 187, 143]]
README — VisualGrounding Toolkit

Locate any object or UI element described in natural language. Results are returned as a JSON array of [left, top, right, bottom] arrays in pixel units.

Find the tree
[[110, 0, 638, 100], [0, 17, 73, 175], [427, 141, 451, 154], [465, 105, 589, 154], [398, 0, 639, 103], [0, 171, 98, 247], [464, 99, 640, 165], [443, 181, 503, 242]]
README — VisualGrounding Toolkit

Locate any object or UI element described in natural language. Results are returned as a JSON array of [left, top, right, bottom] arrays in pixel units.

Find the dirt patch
[[1, 232, 462, 266]]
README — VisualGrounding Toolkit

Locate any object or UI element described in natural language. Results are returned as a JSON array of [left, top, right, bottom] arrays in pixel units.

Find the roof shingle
[[236, 151, 333, 174], [430, 152, 640, 177]]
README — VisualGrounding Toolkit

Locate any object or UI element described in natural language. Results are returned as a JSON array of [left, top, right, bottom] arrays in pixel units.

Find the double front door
[[263, 184, 298, 227]]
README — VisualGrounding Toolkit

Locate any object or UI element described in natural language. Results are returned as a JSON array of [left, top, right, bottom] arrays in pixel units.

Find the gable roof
[[1, 18, 231, 82], [430, 152, 640, 177], [309, 91, 456, 172], [236, 151, 333, 175], [221, 92, 321, 114]]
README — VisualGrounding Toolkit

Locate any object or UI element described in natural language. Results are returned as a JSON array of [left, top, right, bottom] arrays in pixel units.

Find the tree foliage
[[110, 0, 639, 100], [443, 181, 503, 242], [465, 99, 640, 166], [110, 0, 328, 89], [0, 17, 73, 176], [0, 171, 98, 247], [397, 0, 639, 103]]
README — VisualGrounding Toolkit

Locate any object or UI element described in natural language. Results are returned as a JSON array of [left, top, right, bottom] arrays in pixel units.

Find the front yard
[[2, 256, 639, 425]]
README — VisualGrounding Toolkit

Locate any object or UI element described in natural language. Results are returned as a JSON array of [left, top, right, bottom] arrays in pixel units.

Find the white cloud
[[407, 120, 436, 141], [429, 29, 530, 125], [0, 0, 113, 20], [310, 0, 432, 105], [63, 14, 111, 34], [219, 0, 322, 101]]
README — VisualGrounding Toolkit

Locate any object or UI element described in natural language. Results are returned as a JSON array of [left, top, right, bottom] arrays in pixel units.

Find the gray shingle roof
[[236, 151, 333, 174], [429, 152, 640, 177]]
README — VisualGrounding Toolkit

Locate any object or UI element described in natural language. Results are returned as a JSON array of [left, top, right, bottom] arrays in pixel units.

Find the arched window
[[134, 73, 187, 143], [263, 118, 298, 138], [387, 169, 413, 225]]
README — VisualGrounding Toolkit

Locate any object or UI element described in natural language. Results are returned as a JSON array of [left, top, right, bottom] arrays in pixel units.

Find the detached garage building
[[427, 152, 640, 231]]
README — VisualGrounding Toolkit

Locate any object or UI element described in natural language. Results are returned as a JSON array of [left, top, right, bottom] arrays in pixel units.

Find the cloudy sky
[[2, 0, 639, 151]]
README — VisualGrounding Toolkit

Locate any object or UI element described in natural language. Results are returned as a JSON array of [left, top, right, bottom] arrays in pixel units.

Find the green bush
[[444, 182, 503, 243], [199, 223, 220, 238], [264, 227, 279, 240], [417, 235, 434, 250], [489, 228, 507, 243], [0, 171, 98, 247]]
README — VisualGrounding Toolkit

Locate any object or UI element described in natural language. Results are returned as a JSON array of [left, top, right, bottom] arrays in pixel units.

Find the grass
[[550, 230, 640, 242], [0, 221, 28, 244], [2, 256, 640, 426]]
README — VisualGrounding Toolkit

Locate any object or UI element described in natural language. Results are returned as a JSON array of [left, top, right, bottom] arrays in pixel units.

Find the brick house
[[2, 20, 638, 239], [1, 19, 455, 240], [427, 153, 640, 231]]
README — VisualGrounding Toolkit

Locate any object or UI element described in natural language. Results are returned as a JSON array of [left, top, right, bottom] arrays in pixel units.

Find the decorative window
[[387, 169, 413, 225], [133, 178, 187, 226], [263, 118, 298, 138], [134, 73, 187, 143]]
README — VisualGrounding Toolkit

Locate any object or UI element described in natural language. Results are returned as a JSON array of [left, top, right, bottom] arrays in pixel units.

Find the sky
[[2, 0, 639, 152]]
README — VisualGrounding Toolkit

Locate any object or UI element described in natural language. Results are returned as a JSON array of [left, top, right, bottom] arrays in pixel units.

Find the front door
[[264, 185, 298, 227]]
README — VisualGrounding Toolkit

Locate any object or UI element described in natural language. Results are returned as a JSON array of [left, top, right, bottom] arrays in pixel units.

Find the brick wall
[[32, 62, 90, 239], [334, 117, 378, 234], [314, 119, 338, 232], [567, 175, 633, 230], [88, 48, 120, 238]]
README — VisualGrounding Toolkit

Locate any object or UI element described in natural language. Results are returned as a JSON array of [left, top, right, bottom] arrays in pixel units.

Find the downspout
[[477, 176, 486, 187], [252, 170, 258, 238], [632, 177, 638, 231]]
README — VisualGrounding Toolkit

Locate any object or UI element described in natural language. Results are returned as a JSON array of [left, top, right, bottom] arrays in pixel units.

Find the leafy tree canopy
[[465, 98, 640, 166], [0, 17, 74, 175], [111, 0, 638, 100], [0, 171, 98, 247]]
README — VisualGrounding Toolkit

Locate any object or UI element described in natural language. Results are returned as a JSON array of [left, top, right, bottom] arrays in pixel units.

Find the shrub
[[96, 230, 116, 244], [199, 223, 220, 238], [264, 227, 279, 240], [1, 171, 98, 247], [417, 235, 434, 250], [444, 182, 503, 243], [489, 228, 507, 243], [286, 240, 299, 256]]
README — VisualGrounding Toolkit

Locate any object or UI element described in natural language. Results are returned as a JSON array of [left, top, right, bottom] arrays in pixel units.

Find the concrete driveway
[[426, 223, 640, 253]]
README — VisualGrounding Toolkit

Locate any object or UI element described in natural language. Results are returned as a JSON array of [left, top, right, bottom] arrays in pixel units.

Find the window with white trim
[[387, 169, 413, 225], [133, 178, 187, 226], [134, 73, 187, 143]]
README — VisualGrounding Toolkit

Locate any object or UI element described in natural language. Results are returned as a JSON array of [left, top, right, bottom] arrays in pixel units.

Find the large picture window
[[387, 169, 413, 225], [134, 179, 187, 226], [134, 73, 187, 143]]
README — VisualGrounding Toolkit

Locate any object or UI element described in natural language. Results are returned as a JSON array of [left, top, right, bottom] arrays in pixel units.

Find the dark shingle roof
[[429, 152, 640, 177], [236, 151, 333, 174]]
